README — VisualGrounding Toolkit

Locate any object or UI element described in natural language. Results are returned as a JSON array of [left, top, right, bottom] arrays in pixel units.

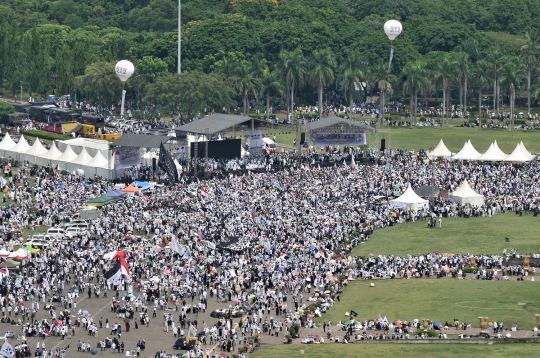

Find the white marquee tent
[[448, 180, 484, 206], [56, 145, 78, 170], [6, 135, 31, 160], [22, 138, 48, 163], [519, 141, 535, 160], [0, 133, 16, 156], [479, 142, 507, 161], [504, 143, 533, 163], [452, 140, 481, 160], [390, 184, 429, 210], [427, 139, 453, 158], [492, 140, 508, 159]]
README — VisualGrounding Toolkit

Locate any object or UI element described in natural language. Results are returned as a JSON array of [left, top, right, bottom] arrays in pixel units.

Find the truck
[[72, 207, 101, 220]]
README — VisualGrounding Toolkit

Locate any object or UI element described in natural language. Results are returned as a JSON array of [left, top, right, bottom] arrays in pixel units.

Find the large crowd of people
[[0, 144, 538, 357]]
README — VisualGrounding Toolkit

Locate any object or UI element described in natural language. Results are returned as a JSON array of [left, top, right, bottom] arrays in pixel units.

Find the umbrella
[[82, 310, 89, 316], [343, 321, 352, 325]]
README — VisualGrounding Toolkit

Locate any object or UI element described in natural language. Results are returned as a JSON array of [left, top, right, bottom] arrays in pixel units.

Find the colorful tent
[[87, 195, 115, 207]]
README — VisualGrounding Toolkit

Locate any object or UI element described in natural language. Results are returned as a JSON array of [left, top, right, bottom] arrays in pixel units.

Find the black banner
[[158, 142, 178, 185]]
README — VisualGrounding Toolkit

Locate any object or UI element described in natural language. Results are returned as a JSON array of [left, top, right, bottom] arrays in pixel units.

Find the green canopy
[[24, 245, 40, 253], [87, 195, 115, 207]]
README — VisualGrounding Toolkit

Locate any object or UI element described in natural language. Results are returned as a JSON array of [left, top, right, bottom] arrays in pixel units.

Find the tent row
[[0, 133, 113, 176], [427, 139, 535, 162], [391, 181, 484, 211]]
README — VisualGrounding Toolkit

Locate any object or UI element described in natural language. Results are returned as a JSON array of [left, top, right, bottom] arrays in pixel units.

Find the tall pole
[[177, 0, 181, 74]]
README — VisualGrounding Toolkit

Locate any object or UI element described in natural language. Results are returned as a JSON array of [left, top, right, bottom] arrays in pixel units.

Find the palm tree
[[521, 30, 540, 117], [435, 53, 458, 126], [338, 50, 364, 121], [260, 66, 282, 122], [456, 52, 471, 118], [249, 56, 267, 113], [232, 60, 260, 115], [401, 60, 426, 127], [470, 60, 491, 125], [308, 48, 336, 119], [278, 48, 307, 117], [486, 48, 504, 116], [499, 56, 526, 131]]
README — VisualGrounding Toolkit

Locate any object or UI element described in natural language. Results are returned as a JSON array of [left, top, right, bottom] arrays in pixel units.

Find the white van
[[46, 228, 66, 239], [262, 137, 276, 149]]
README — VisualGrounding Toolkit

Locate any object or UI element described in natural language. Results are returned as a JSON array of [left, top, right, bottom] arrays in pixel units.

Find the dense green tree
[[74, 61, 123, 107], [144, 71, 234, 120]]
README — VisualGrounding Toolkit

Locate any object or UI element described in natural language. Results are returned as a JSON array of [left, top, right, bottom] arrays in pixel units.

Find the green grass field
[[352, 214, 540, 257], [254, 343, 538, 358], [317, 280, 539, 330], [257, 125, 540, 154]]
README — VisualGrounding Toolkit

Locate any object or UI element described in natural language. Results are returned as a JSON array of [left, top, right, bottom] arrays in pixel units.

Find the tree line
[[0, 0, 540, 121]]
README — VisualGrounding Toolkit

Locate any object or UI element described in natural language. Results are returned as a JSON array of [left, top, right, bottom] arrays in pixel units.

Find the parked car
[[63, 219, 88, 228], [46, 228, 65, 239], [64, 227, 82, 238]]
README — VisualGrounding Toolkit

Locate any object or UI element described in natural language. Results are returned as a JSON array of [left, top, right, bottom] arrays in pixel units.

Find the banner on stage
[[114, 147, 141, 169], [309, 129, 367, 146]]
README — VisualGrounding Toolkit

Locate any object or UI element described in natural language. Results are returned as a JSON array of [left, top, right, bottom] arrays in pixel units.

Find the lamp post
[[178, 0, 181, 74]]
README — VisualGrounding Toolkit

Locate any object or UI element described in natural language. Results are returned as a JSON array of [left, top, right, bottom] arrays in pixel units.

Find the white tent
[[8, 134, 31, 154], [451, 140, 481, 160], [0, 133, 16, 157], [71, 147, 93, 166], [38, 141, 63, 162], [519, 141, 535, 160], [479, 143, 507, 161], [56, 144, 78, 169], [390, 184, 429, 210], [87, 150, 109, 168], [427, 139, 453, 158], [492, 140, 508, 158], [504, 144, 532, 163], [448, 180, 484, 206], [22, 138, 48, 163]]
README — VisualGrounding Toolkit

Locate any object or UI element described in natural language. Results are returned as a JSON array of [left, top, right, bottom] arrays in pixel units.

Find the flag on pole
[[103, 251, 130, 284], [158, 142, 178, 186], [1, 341, 14, 358]]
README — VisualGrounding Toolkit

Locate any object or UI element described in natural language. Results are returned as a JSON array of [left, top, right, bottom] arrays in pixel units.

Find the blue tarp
[[105, 190, 126, 198], [132, 181, 151, 188]]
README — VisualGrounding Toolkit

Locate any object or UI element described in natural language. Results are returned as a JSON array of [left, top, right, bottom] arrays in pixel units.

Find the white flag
[[1, 341, 14, 358], [171, 237, 185, 256]]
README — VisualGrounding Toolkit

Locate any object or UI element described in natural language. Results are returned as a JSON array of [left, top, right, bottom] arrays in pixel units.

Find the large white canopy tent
[[390, 184, 429, 211], [0, 133, 16, 157], [448, 180, 485, 206], [55, 145, 78, 170], [6, 135, 31, 160], [427, 139, 453, 159], [21, 138, 48, 163], [519, 141, 535, 160], [36, 141, 62, 167], [504, 143, 533, 163], [479, 142, 507, 161], [492, 140, 508, 159], [452, 140, 481, 160]]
